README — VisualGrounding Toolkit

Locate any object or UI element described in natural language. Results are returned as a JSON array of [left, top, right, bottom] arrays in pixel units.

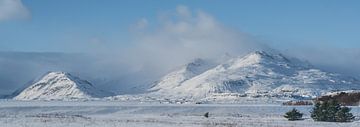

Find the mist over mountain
[[149, 51, 360, 100], [0, 50, 359, 97], [0, 5, 359, 96], [0, 52, 150, 95]]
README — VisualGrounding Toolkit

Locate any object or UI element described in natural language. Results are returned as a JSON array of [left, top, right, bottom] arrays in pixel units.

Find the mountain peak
[[246, 51, 289, 61], [184, 58, 209, 71], [150, 50, 360, 100], [14, 71, 111, 100], [252, 50, 269, 55], [50, 71, 72, 76], [149, 58, 215, 92]]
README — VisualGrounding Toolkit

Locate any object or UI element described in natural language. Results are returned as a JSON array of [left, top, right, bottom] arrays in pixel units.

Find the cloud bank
[[282, 46, 360, 76], [0, 5, 267, 95], [125, 5, 266, 74], [0, 0, 30, 21]]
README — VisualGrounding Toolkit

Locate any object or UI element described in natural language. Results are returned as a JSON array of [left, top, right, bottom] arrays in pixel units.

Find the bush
[[335, 107, 355, 122], [311, 100, 354, 122], [284, 108, 303, 121], [283, 100, 313, 106], [204, 112, 209, 118]]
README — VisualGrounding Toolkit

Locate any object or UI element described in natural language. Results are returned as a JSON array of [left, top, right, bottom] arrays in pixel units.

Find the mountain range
[[149, 51, 360, 100], [11, 51, 360, 102]]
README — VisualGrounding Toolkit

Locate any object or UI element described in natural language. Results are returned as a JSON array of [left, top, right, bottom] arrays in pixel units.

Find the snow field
[[0, 101, 360, 127]]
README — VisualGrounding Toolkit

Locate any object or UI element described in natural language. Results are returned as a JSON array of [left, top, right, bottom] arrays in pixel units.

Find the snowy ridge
[[150, 51, 360, 100], [149, 58, 215, 93], [14, 72, 111, 100], [11, 51, 360, 103]]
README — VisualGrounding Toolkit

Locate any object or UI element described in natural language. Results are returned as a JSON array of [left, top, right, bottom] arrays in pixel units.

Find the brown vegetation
[[282, 100, 313, 105], [316, 92, 360, 106]]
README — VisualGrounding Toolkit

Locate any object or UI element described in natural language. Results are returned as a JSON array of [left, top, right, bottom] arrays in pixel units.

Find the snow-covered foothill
[[14, 72, 112, 101]]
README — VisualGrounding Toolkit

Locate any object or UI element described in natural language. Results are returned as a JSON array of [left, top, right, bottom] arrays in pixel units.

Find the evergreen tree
[[311, 102, 327, 121], [326, 100, 341, 122], [335, 107, 354, 122], [284, 108, 303, 121], [204, 112, 209, 118], [311, 100, 354, 122]]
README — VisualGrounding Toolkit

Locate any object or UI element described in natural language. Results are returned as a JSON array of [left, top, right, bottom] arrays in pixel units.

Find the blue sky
[[0, 0, 359, 52]]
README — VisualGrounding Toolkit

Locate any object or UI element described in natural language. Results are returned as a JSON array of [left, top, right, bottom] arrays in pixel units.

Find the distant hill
[[316, 91, 360, 106], [13, 72, 112, 101]]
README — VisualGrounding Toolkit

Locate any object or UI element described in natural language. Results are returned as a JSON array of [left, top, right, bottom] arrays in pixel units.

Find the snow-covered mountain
[[150, 51, 360, 100], [10, 51, 360, 103], [14, 72, 112, 100], [149, 58, 215, 93]]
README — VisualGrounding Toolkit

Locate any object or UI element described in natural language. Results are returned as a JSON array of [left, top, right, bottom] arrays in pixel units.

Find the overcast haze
[[0, 0, 359, 95]]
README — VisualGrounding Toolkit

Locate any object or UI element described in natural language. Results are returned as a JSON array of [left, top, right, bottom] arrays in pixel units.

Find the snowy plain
[[0, 100, 360, 127]]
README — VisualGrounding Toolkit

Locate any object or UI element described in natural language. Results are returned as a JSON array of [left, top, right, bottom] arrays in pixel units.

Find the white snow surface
[[1, 100, 360, 127], [14, 72, 111, 101], [149, 58, 215, 93], [150, 51, 360, 100]]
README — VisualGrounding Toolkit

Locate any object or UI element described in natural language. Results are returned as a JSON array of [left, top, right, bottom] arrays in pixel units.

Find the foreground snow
[[0, 100, 360, 127]]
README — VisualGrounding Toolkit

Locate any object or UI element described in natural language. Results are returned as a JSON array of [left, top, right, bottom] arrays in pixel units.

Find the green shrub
[[284, 108, 303, 121], [204, 112, 209, 118], [335, 107, 355, 122], [311, 100, 354, 122]]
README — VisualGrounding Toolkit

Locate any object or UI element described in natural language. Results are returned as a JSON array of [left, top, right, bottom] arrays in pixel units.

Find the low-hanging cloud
[[0, 0, 30, 21], [0, 5, 266, 95], [124, 5, 266, 74], [1, 5, 359, 96], [282, 46, 360, 77], [109, 5, 360, 84]]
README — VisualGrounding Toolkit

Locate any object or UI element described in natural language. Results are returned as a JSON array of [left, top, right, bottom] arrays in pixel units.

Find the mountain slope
[[150, 51, 360, 100], [14, 72, 111, 100], [149, 58, 215, 93]]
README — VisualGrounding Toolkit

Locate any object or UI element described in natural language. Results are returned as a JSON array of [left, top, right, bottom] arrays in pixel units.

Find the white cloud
[[282, 46, 360, 76], [0, 0, 31, 21], [136, 18, 148, 29], [130, 18, 148, 32], [127, 5, 266, 74], [176, 5, 191, 19]]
